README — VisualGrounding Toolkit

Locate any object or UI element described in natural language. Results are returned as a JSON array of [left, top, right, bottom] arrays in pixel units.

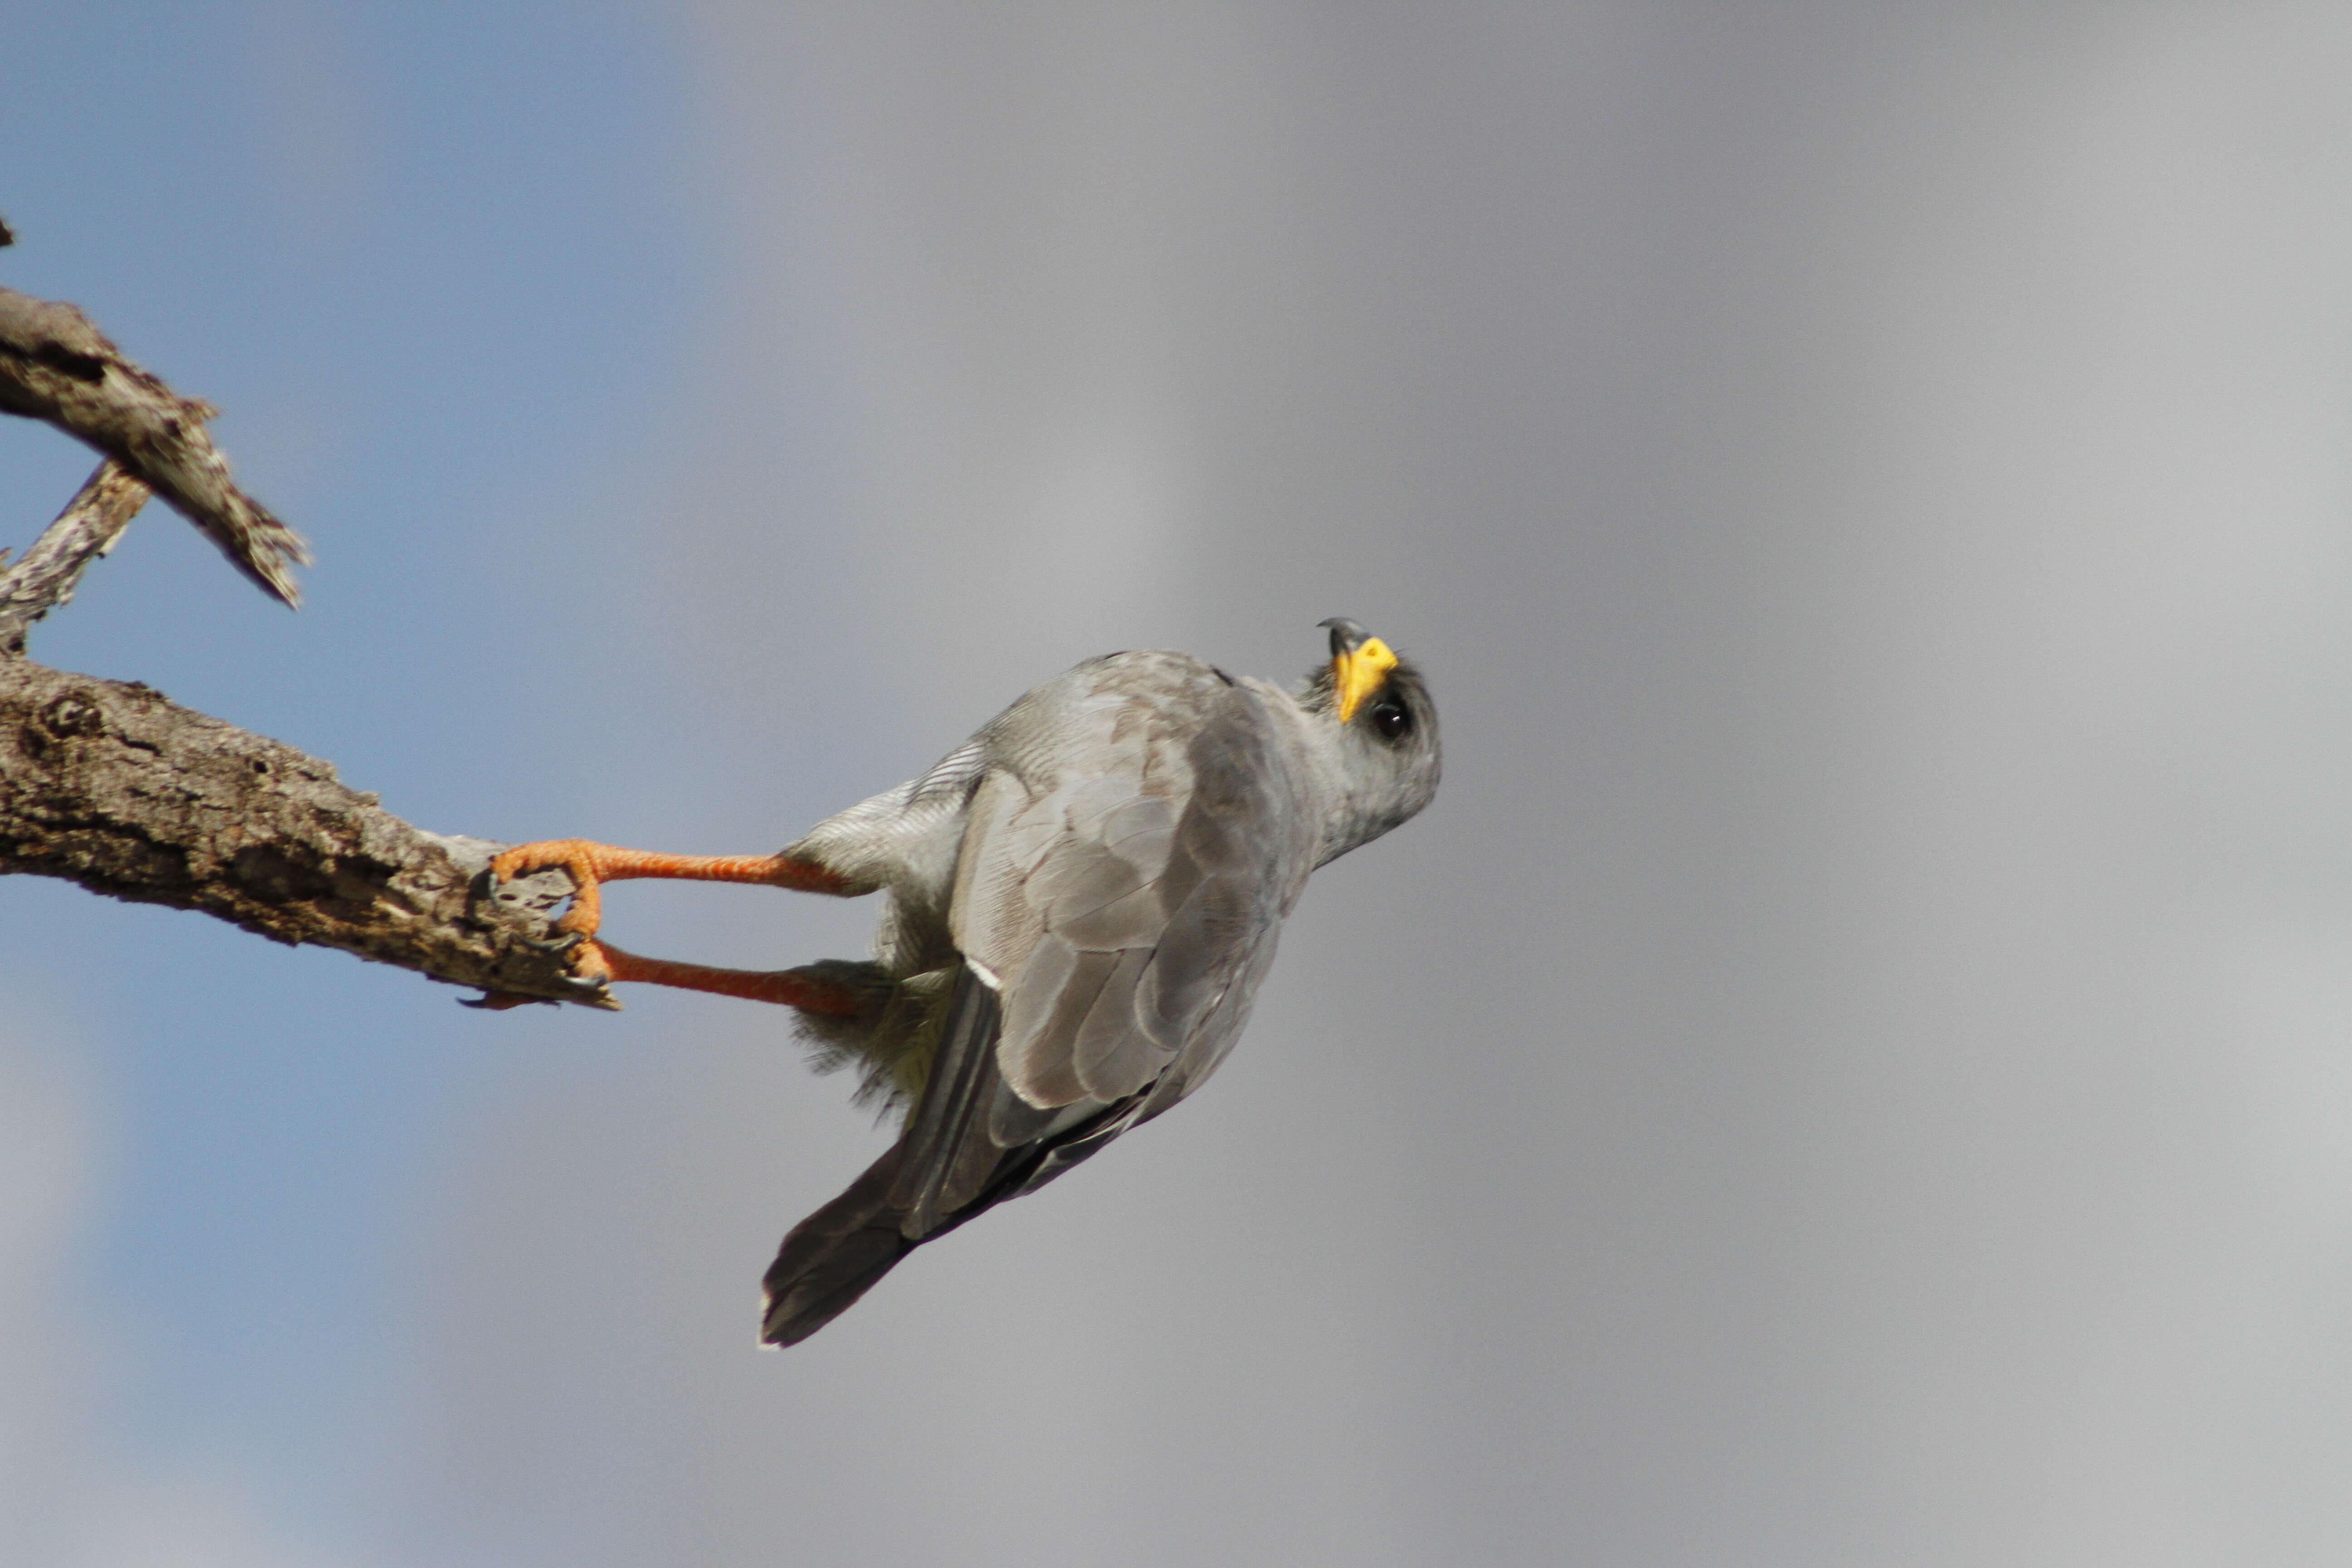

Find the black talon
[[523, 928, 586, 956]]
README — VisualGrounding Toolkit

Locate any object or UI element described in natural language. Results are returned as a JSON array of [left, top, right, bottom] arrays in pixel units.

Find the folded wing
[[760, 654, 1316, 1345]]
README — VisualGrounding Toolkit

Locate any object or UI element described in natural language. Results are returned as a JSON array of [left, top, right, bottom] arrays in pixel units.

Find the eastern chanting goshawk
[[482, 618, 1439, 1344]]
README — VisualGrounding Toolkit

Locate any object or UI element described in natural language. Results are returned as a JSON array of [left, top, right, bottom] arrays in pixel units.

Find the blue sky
[[0, 2, 731, 1551]]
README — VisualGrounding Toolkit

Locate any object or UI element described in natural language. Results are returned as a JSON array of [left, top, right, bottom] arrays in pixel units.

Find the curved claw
[[470, 867, 512, 912], [559, 964, 619, 1009], [460, 990, 551, 1010], [523, 927, 587, 956], [487, 841, 608, 947]]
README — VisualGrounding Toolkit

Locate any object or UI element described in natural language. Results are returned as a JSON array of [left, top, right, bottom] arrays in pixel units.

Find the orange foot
[[484, 838, 632, 984], [470, 837, 869, 1014]]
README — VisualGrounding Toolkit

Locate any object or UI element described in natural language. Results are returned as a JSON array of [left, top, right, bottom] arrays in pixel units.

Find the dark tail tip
[[760, 1222, 916, 1346], [758, 1141, 918, 1347]]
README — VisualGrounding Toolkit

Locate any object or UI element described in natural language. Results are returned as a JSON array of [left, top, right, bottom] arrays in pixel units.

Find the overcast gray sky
[[9, 5, 2352, 1564]]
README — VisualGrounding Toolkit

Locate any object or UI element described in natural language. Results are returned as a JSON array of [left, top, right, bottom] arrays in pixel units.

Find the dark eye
[[1371, 700, 1411, 740]]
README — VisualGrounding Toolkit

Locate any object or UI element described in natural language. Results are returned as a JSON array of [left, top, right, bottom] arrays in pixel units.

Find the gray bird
[[485, 618, 1439, 1344]]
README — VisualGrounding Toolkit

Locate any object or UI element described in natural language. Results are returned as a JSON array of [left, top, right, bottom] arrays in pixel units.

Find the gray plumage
[[762, 624, 1440, 1345]]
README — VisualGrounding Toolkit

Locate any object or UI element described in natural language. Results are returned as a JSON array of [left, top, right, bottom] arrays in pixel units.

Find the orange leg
[[490, 838, 853, 941], [465, 943, 872, 1015], [489, 838, 854, 940], [481, 837, 863, 994], [593, 943, 871, 1016]]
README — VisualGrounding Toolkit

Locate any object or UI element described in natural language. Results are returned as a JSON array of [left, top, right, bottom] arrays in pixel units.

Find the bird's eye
[[1371, 701, 1411, 740]]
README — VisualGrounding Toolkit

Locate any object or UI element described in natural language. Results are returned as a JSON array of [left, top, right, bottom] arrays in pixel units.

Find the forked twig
[[0, 283, 308, 608], [0, 460, 150, 654]]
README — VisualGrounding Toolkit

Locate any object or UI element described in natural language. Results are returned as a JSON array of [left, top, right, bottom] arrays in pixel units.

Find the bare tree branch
[[0, 461, 151, 655], [0, 657, 619, 1009], [0, 284, 309, 605], [0, 237, 593, 1009]]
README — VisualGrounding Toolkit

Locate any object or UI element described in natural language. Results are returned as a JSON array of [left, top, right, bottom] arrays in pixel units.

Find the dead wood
[[0, 609, 611, 1009], [0, 240, 610, 1006], [0, 283, 307, 604]]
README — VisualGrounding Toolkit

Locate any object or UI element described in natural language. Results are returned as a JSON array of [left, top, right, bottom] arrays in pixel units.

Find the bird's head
[[1299, 617, 1441, 862]]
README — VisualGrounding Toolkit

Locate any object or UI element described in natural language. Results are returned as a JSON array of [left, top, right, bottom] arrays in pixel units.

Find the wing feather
[[888, 963, 1007, 1236], [954, 659, 1312, 1120], [1001, 943, 1117, 1107], [1071, 946, 1165, 1099]]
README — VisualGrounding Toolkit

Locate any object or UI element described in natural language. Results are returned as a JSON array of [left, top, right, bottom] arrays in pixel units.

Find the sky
[[7, 3, 2352, 1564]]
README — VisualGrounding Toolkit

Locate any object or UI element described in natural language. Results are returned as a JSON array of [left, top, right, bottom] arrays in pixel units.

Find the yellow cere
[[1333, 636, 1400, 724]]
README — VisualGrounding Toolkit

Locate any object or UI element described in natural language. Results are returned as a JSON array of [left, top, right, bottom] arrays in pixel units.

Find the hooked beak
[[1320, 617, 1399, 725]]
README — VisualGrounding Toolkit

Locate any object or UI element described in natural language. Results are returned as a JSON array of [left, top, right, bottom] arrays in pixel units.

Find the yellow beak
[[1333, 635, 1399, 724]]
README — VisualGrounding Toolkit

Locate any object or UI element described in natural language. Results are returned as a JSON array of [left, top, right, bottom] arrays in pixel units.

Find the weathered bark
[[0, 658, 617, 1008], [0, 461, 151, 655], [0, 283, 307, 604], [0, 235, 591, 1004]]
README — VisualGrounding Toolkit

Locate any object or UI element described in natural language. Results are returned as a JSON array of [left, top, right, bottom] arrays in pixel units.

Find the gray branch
[[0, 461, 151, 655], [0, 235, 593, 1008], [0, 657, 618, 1009], [0, 284, 309, 605]]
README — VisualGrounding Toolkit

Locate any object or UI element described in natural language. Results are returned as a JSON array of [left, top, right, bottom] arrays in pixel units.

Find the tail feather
[[760, 956, 1154, 1346], [759, 1102, 1152, 1346], [760, 1143, 919, 1347]]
